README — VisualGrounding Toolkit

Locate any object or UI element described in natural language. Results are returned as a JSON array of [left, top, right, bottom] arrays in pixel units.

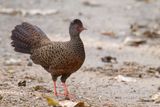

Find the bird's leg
[[53, 81, 66, 97], [51, 74, 58, 97], [61, 82, 76, 100], [61, 74, 75, 99], [61, 74, 70, 97], [53, 81, 58, 96], [62, 82, 69, 96]]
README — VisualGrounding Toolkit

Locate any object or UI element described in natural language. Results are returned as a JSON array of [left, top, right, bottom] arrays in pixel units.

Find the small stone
[[158, 86, 160, 91], [156, 67, 160, 73], [27, 61, 33, 66], [82, 0, 101, 7], [139, 74, 143, 78], [101, 56, 117, 63], [0, 95, 3, 100], [97, 46, 102, 50], [18, 80, 26, 87]]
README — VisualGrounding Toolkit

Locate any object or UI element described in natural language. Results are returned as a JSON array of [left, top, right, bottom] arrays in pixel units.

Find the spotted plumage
[[11, 19, 86, 98]]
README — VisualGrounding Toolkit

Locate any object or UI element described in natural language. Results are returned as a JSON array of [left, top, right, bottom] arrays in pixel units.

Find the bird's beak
[[82, 27, 87, 30], [80, 27, 87, 31]]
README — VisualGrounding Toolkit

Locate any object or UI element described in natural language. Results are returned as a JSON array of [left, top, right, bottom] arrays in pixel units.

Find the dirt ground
[[0, 0, 160, 107]]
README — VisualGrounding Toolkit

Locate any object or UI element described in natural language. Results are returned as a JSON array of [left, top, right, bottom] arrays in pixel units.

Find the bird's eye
[[77, 26, 81, 32]]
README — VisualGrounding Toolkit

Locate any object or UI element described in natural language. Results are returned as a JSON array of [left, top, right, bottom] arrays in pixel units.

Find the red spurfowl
[[11, 19, 86, 98]]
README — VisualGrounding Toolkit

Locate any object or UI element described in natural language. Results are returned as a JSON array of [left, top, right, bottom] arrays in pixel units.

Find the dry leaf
[[151, 92, 160, 103], [74, 102, 85, 107], [59, 100, 90, 107], [33, 85, 52, 92], [123, 37, 146, 46], [114, 75, 137, 82], [101, 31, 115, 37], [43, 95, 61, 106]]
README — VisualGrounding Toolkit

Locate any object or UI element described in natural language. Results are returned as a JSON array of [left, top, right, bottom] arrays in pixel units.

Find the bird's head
[[69, 19, 87, 37]]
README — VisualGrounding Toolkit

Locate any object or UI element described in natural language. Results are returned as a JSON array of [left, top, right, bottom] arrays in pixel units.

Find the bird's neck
[[69, 32, 82, 45], [70, 34, 81, 41], [70, 34, 84, 51], [69, 34, 85, 59]]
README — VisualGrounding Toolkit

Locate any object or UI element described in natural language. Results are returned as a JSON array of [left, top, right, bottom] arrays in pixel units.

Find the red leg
[[62, 82, 76, 100], [53, 81, 66, 97], [62, 82, 69, 96], [53, 81, 58, 96]]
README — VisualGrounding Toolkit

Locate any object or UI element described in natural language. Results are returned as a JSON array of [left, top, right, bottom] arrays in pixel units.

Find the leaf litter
[[42, 94, 91, 107]]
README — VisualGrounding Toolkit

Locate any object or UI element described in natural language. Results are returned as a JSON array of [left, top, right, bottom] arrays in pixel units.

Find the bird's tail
[[11, 22, 50, 54]]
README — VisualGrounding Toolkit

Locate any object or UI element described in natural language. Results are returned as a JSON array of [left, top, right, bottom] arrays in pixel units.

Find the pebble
[[18, 80, 26, 87], [0, 95, 3, 100], [27, 61, 33, 66], [82, 0, 101, 7]]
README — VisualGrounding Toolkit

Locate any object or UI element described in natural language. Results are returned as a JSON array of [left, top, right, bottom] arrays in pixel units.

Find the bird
[[11, 19, 86, 98]]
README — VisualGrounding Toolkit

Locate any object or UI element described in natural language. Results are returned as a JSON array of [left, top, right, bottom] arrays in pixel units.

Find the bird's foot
[[64, 93, 76, 100], [54, 93, 76, 100], [54, 92, 58, 97]]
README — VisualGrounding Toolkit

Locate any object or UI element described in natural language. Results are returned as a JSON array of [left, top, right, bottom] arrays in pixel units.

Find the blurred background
[[0, 0, 160, 107]]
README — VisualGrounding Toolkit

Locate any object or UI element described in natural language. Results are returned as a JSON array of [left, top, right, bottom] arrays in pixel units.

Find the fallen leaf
[[143, 30, 160, 38], [101, 31, 115, 37], [33, 85, 52, 92], [103, 101, 116, 107], [139, 98, 153, 102], [24, 75, 36, 80], [6, 66, 15, 74], [123, 37, 146, 46], [146, 67, 158, 74], [43, 95, 61, 106], [74, 102, 85, 107], [151, 92, 160, 103], [114, 75, 137, 82], [130, 23, 147, 32]]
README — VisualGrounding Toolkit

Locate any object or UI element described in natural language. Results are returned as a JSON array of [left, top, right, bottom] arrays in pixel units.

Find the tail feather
[[11, 22, 51, 54], [14, 47, 31, 54]]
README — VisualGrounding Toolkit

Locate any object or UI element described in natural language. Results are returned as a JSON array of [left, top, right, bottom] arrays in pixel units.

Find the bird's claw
[[54, 92, 75, 100]]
